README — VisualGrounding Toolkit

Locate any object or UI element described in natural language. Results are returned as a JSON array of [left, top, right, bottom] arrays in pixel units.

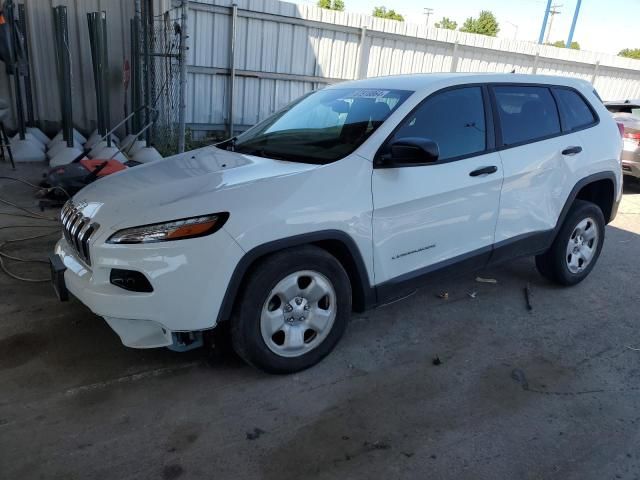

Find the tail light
[[624, 131, 640, 145], [617, 122, 625, 137]]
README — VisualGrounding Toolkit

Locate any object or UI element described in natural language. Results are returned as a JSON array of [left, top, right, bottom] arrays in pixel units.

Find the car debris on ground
[[476, 276, 498, 284], [524, 283, 533, 311]]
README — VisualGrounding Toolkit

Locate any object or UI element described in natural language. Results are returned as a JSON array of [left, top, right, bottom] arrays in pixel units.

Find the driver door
[[371, 85, 504, 289]]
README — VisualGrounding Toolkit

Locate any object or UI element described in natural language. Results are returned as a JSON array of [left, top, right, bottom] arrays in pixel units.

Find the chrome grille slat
[[64, 211, 78, 230], [70, 216, 85, 238], [72, 219, 86, 253], [76, 221, 91, 257], [67, 215, 82, 248], [80, 224, 94, 262], [60, 206, 69, 224], [62, 204, 74, 225], [86, 223, 99, 244], [70, 213, 83, 233], [60, 201, 100, 266]]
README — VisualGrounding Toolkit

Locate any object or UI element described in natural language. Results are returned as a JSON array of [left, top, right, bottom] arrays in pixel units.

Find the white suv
[[51, 73, 623, 373]]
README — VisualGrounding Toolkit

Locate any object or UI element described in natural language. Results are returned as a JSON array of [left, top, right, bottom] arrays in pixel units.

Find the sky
[[302, 0, 640, 55]]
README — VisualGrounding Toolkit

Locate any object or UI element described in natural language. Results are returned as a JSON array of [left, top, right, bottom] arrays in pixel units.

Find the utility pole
[[424, 8, 433, 28], [544, 4, 562, 44], [565, 0, 582, 48], [538, 0, 551, 43]]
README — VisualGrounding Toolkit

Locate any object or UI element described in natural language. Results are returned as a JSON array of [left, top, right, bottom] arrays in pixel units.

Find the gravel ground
[[1, 163, 639, 480]]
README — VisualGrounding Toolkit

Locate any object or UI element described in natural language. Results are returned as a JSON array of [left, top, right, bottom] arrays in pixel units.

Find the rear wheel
[[231, 246, 351, 373], [535, 199, 605, 286]]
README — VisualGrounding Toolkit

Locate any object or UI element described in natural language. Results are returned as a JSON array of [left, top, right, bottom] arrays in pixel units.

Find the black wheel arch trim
[[534, 171, 618, 253], [555, 171, 618, 229], [216, 230, 375, 324]]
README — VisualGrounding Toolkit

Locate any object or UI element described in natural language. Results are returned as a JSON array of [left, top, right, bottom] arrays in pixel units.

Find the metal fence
[[185, 0, 640, 138], [141, 7, 185, 156], [0, 0, 136, 134]]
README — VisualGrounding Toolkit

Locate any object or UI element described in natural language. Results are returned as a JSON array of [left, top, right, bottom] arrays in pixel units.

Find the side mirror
[[385, 137, 439, 166]]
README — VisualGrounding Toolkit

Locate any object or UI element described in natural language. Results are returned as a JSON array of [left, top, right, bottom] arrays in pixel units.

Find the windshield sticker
[[351, 89, 391, 98]]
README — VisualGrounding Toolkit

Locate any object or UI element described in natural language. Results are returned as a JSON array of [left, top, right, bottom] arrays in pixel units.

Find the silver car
[[605, 100, 640, 179]]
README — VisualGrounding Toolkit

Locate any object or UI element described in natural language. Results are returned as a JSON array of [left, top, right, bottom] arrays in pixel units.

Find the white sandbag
[[6, 139, 47, 162], [49, 147, 85, 167], [132, 146, 162, 164]]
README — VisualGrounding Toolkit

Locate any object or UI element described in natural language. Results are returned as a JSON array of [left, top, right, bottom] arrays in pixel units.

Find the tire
[[535, 199, 605, 286], [231, 245, 352, 374]]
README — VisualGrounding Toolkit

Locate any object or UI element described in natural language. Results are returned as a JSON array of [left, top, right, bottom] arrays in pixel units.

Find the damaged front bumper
[[52, 227, 244, 349]]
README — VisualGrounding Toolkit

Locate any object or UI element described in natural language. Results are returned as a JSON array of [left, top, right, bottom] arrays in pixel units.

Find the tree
[[372, 6, 404, 21], [435, 17, 457, 30], [550, 40, 581, 50], [459, 10, 499, 37], [619, 48, 640, 60], [317, 0, 344, 11]]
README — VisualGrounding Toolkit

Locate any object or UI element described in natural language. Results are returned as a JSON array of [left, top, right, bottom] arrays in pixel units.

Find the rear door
[[371, 85, 504, 286], [491, 84, 584, 252]]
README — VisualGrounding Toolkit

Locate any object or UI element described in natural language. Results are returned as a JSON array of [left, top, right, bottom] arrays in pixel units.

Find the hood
[[72, 145, 317, 229]]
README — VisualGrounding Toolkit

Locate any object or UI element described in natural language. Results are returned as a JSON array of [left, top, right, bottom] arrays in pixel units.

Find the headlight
[[107, 213, 229, 244]]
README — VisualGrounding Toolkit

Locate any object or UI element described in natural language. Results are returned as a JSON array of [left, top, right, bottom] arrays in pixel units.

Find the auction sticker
[[351, 89, 390, 98]]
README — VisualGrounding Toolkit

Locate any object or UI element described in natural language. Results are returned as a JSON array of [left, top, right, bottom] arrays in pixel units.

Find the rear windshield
[[231, 88, 412, 164]]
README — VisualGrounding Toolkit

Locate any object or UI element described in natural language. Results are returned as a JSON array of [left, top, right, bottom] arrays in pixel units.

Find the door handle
[[469, 166, 498, 177], [562, 146, 582, 156]]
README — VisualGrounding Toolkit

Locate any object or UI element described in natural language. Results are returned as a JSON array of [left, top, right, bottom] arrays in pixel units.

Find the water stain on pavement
[[0, 332, 47, 369], [166, 422, 201, 452], [162, 464, 184, 480]]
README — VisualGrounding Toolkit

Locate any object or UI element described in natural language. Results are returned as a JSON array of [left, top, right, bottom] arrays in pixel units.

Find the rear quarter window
[[552, 88, 597, 131], [493, 86, 561, 146]]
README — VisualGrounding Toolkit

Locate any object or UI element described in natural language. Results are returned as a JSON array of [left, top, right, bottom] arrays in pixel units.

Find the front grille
[[60, 201, 100, 266]]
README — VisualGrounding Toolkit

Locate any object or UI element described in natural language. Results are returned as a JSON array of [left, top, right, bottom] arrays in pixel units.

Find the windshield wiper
[[215, 136, 237, 151], [235, 147, 292, 161]]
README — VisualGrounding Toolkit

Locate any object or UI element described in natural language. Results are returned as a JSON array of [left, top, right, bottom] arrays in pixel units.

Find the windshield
[[229, 88, 412, 164]]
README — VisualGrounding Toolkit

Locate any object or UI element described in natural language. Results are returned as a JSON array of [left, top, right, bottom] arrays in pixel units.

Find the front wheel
[[535, 199, 605, 286], [231, 246, 351, 373]]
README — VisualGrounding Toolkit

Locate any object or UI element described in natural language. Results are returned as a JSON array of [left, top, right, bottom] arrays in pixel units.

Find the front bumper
[[54, 228, 245, 348]]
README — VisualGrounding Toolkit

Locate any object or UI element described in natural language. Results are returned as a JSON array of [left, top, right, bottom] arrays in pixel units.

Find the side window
[[553, 88, 597, 131], [388, 87, 486, 161], [493, 86, 561, 146]]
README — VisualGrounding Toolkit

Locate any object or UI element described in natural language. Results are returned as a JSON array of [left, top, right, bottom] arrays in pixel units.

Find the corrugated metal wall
[[186, 0, 640, 134], [0, 0, 135, 133], [2, 0, 640, 137]]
